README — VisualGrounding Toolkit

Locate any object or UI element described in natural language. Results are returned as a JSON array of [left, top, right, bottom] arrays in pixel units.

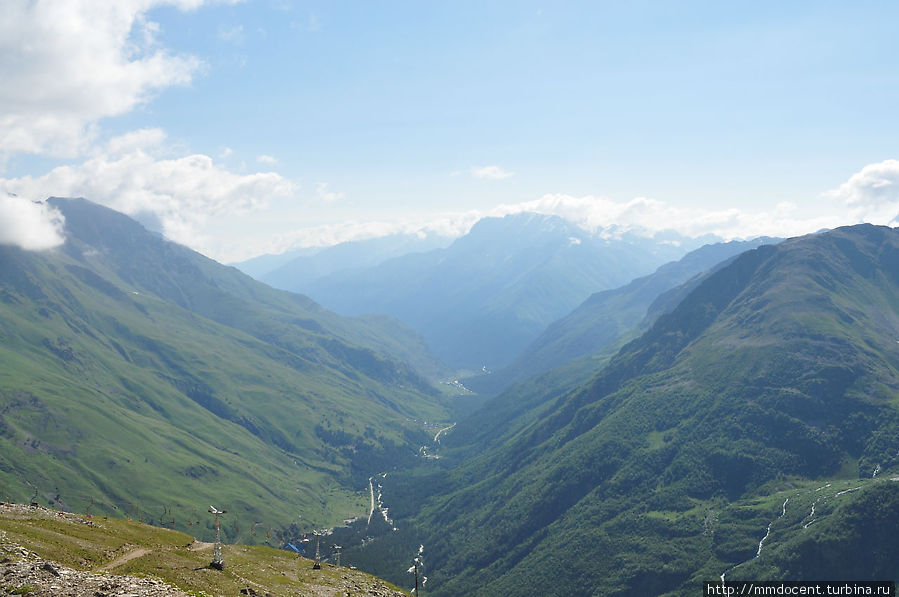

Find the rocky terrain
[[0, 504, 408, 597], [1, 529, 191, 597]]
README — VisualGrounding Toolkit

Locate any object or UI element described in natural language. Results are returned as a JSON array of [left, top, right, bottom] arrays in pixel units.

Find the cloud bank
[[269, 161, 899, 255], [488, 194, 842, 242], [0, 0, 223, 158], [826, 159, 899, 225], [0, 130, 293, 255]]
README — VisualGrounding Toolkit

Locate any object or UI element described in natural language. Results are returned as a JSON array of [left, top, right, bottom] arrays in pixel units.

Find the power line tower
[[333, 544, 342, 568], [208, 506, 227, 570]]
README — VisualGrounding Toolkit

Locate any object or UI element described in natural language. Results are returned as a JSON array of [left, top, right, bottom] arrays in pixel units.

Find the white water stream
[[366, 473, 395, 530], [719, 480, 875, 585], [720, 497, 789, 585]]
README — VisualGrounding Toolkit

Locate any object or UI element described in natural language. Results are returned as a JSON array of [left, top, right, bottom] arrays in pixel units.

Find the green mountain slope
[[465, 237, 779, 396], [352, 224, 899, 596], [0, 198, 452, 541]]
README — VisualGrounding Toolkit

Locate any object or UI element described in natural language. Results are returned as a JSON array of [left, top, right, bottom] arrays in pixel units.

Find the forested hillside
[[350, 224, 899, 595]]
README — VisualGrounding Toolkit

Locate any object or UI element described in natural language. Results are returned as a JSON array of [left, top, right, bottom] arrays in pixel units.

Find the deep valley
[[3, 201, 899, 596]]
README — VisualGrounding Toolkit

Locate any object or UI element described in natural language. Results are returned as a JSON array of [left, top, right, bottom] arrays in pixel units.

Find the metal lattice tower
[[312, 531, 322, 569], [208, 506, 227, 570]]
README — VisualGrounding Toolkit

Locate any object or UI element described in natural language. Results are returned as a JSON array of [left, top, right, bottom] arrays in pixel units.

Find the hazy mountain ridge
[[353, 224, 899, 596], [0, 197, 452, 539], [251, 233, 454, 285], [265, 212, 705, 370], [465, 236, 780, 395]]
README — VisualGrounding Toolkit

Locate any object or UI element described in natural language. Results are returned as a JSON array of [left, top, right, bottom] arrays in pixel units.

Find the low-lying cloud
[[0, 195, 66, 251], [488, 194, 843, 241]]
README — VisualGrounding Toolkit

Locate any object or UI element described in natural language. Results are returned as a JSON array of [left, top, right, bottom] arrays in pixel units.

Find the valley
[[4, 202, 899, 595], [0, 198, 455, 546], [3, 2, 896, 594]]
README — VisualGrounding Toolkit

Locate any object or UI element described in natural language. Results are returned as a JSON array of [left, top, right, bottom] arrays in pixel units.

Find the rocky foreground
[[0, 504, 408, 597], [0, 537, 191, 597]]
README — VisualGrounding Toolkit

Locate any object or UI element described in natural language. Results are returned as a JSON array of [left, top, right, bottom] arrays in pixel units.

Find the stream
[[720, 497, 789, 584]]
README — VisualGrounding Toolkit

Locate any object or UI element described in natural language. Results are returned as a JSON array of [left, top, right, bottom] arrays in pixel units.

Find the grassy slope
[[0, 504, 410, 596], [464, 238, 778, 396], [353, 225, 899, 596], [0, 199, 453, 542]]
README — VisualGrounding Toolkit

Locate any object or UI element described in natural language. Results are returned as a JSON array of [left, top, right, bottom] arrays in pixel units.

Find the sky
[[1, 0, 898, 263]]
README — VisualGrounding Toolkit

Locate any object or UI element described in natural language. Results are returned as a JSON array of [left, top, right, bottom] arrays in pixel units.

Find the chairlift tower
[[312, 531, 323, 570], [333, 544, 342, 568], [208, 506, 227, 570]]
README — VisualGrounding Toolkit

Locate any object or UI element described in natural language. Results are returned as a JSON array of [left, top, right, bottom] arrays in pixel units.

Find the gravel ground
[[0, 539, 192, 597]]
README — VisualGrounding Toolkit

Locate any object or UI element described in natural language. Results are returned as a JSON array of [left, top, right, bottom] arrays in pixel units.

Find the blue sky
[[1, 1, 898, 261]]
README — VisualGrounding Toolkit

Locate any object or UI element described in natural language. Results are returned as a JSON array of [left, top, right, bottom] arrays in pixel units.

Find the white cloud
[[315, 182, 345, 203], [0, 195, 66, 251], [825, 159, 899, 226], [487, 193, 842, 241], [221, 160, 899, 260], [257, 154, 278, 164], [218, 24, 245, 43], [255, 189, 853, 259], [105, 127, 169, 156], [262, 211, 481, 254], [0, 0, 223, 159], [827, 159, 899, 206], [0, 130, 294, 256], [471, 165, 514, 180]]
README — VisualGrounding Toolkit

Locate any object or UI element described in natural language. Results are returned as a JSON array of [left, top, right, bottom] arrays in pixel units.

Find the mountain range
[[238, 232, 453, 282], [345, 224, 899, 595], [252, 213, 707, 370], [5, 199, 899, 596], [464, 236, 780, 396]]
